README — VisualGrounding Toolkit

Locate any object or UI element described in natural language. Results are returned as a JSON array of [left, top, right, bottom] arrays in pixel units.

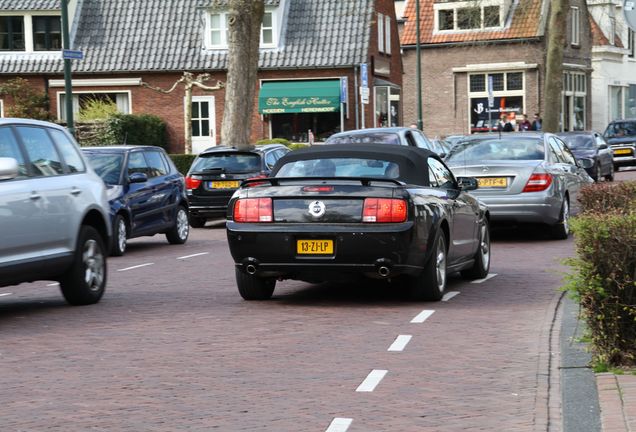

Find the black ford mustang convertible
[[226, 144, 490, 301]]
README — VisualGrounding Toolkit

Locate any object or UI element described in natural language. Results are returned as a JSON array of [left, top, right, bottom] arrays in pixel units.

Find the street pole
[[61, 0, 74, 136], [415, 0, 423, 131]]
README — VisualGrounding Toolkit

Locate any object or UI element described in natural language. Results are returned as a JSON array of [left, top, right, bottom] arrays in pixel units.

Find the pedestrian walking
[[531, 113, 542, 131], [499, 114, 514, 132], [518, 114, 532, 131]]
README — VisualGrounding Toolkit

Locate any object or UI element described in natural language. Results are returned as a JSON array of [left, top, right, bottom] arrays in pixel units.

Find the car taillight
[[362, 198, 407, 223], [522, 173, 553, 192], [244, 173, 268, 187], [185, 175, 202, 190], [233, 198, 273, 222]]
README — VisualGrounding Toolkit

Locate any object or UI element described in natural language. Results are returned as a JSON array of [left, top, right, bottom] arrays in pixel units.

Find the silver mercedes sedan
[[445, 132, 593, 239]]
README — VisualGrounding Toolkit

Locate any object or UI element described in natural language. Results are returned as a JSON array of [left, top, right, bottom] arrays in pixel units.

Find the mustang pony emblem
[[308, 200, 326, 218]]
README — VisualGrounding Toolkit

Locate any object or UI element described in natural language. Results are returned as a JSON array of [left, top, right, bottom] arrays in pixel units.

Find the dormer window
[[204, 9, 277, 50], [0, 14, 61, 52], [434, 0, 508, 32], [0, 16, 25, 51]]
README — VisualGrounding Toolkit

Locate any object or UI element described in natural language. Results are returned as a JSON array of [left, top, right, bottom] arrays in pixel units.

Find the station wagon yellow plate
[[477, 177, 507, 188], [210, 181, 240, 189], [296, 239, 334, 255], [613, 148, 632, 155]]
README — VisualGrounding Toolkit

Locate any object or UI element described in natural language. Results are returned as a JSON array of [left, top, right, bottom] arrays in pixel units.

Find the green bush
[[77, 98, 119, 122], [169, 154, 197, 175], [255, 138, 291, 146], [0, 77, 51, 120], [288, 143, 310, 151], [565, 181, 636, 367], [108, 113, 168, 150]]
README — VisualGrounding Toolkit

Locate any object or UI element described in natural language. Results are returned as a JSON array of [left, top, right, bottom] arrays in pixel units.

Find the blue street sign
[[360, 63, 368, 88], [340, 76, 348, 103], [62, 49, 84, 60]]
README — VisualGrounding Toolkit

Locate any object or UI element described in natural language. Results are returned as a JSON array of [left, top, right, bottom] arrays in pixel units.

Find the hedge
[[169, 154, 197, 175], [566, 181, 636, 367], [109, 113, 168, 150]]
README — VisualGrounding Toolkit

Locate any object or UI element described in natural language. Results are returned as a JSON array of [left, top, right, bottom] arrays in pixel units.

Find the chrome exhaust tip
[[378, 266, 390, 277], [245, 264, 257, 275]]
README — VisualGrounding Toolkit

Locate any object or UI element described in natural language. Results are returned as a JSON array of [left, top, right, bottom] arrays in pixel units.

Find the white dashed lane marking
[[410, 309, 435, 323], [325, 418, 353, 432], [388, 335, 412, 352], [356, 369, 388, 392], [442, 291, 460, 301], [177, 252, 210, 260], [0, 292, 13, 297], [471, 273, 498, 283], [117, 263, 154, 272]]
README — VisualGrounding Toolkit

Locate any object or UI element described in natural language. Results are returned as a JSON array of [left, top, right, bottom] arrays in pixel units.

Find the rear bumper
[[474, 193, 561, 224], [226, 222, 425, 280]]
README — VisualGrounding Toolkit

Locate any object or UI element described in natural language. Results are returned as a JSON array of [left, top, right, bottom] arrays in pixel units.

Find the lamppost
[[415, 0, 423, 131], [61, 0, 74, 136]]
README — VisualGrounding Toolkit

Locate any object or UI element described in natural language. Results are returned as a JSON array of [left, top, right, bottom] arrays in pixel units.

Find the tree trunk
[[542, 0, 569, 133], [222, 0, 264, 150]]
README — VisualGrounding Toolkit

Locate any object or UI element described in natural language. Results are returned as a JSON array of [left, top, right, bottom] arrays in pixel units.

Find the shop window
[[489, 73, 504, 91], [0, 16, 25, 51], [33, 16, 62, 51], [506, 72, 523, 91], [470, 74, 485, 92]]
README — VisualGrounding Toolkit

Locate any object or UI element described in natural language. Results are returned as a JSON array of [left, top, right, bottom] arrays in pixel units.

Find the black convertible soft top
[[271, 143, 439, 187]]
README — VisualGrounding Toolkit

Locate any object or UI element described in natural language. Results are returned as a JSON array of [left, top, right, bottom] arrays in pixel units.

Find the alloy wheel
[[83, 239, 105, 292]]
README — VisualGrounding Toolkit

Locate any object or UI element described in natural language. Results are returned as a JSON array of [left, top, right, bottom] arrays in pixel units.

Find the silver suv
[[0, 119, 112, 305]]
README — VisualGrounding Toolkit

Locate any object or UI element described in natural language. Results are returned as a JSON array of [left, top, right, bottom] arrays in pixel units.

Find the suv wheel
[[59, 226, 107, 305], [111, 214, 127, 256], [166, 205, 189, 244]]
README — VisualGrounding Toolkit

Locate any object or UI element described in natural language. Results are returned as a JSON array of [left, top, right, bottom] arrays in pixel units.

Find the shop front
[[258, 79, 343, 142]]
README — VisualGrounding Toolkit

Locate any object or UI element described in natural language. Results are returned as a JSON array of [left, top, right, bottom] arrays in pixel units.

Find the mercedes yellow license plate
[[614, 148, 632, 155], [296, 239, 334, 255], [477, 177, 507, 188], [210, 181, 240, 189]]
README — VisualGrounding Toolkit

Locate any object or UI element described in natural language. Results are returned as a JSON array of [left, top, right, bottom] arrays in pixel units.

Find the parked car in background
[[0, 119, 111, 305], [443, 134, 467, 148], [430, 138, 452, 158], [226, 144, 490, 301], [324, 127, 446, 156], [185, 144, 290, 227], [557, 131, 614, 181], [603, 119, 636, 170], [444, 132, 594, 239], [82, 146, 189, 256]]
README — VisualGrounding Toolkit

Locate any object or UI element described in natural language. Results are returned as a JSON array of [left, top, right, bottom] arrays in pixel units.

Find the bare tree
[[543, 0, 569, 132], [221, 0, 264, 150], [143, 72, 223, 153]]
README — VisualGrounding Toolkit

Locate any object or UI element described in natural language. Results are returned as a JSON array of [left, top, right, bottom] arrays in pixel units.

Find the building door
[[190, 96, 216, 154]]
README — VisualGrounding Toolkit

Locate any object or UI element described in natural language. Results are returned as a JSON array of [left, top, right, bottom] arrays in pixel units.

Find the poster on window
[[470, 96, 524, 133]]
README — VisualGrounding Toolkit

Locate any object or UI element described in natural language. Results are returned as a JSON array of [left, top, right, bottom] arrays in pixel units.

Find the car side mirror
[[456, 176, 478, 191], [0, 157, 19, 181], [598, 143, 608, 150], [577, 158, 594, 169], [128, 172, 148, 183]]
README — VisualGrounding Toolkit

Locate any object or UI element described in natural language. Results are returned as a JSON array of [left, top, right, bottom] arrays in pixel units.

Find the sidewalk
[[560, 296, 636, 432]]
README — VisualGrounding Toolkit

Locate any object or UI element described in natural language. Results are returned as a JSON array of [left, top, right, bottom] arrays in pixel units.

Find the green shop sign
[[258, 80, 341, 114]]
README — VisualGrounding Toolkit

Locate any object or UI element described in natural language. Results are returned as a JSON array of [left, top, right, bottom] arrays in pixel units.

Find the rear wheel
[[551, 199, 570, 240], [461, 219, 490, 280], [407, 230, 447, 301], [189, 216, 207, 228], [59, 226, 107, 305], [111, 214, 127, 256], [593, 163, 601, 182], [605, 166, 615, 182], [235, 268, 276, 300], [166, 205, 189, 244]]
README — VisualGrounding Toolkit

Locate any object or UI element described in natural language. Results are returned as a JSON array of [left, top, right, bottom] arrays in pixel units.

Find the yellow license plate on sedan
[[210, 181, 240, 189], [296, 239, 334, 255], [614, 148, 632, 155], [477, 177, 507, 188]]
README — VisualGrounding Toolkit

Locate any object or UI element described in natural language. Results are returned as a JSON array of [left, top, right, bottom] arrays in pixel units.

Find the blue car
[[83, 146, 189, 256]]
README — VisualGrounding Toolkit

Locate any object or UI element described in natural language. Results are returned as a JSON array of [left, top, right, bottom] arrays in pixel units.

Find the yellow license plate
[[210, 181, 240, 189], [614, 149, 632, 155], [296, 239, 334, 255], [477, 177, 507, 188]]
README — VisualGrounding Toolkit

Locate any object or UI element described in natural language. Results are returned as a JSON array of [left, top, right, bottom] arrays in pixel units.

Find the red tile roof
[[401, 0, 545, 46], [589, 15, 624, 48]]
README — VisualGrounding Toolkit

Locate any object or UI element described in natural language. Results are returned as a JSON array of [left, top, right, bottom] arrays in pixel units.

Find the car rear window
[[561, 135, 594, 150], [191, 152, 262, 173], [276, 158, 399, 178], [605, 121, 636, 138], [446, 137, 545, 162], [84, 153, 124, 185], [326, 133, 401, 145]]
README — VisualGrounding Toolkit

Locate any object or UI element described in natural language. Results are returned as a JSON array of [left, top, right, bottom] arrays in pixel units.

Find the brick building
[[400, 0, 592, 137], [0, 0, 402, 153]]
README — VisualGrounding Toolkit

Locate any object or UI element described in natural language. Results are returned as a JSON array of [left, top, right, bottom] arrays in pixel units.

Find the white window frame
[[467, 70, 526, 131], [260, 10, 276, 48], [385, 14, 392, 55], [0, 12, 62, 53], [205, 9, 278, 50], [378, 13, 385, 53], [0, 99, 4, 117], [570, 6, 580, 46], [561, 71, 586, 131], [433, 0, 505, 33], [56, 90, 132, 121]]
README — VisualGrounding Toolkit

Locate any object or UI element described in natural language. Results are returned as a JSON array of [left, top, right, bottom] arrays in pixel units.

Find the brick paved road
[[1, 210, 579, 430]]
